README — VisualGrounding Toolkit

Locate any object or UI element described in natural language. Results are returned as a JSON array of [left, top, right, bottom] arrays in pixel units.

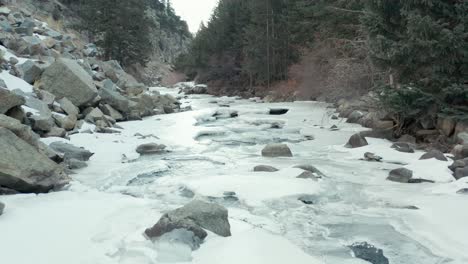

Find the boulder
[[66, 158, 87, 170], [253, 165, 279, 172], [44, 126, 66, 138], [44, 29, 63, 40], [419, 150, 448, 162], [364, 152, 383, 162], [0, 201, 4, 215], [261, 143, 293, 157], [269, 108, 289, 115], [346, 110, 364, 123], [0, 88, 25, 114], [53, 114, 77, 131], [298, 195, 317, 205], [30, 115, 54, 132], [349, 242, 389, 264], [454, 167, 468, 180], [19, 60, 43, 84], [136, 143, 167, 155], [346, 133, 368, 148], [99, 86, 131, 114], [49, 142, 94, 161], [387, 168, 413, 183], [296, 171, 320, 180], [145, 200, 231, 241], [0, 128, 69, 193], [391, 142, 415, 153], [57, 97, 79, 116], [293, 165, 325, 177], [0, 114, 39, 147], [84, 108, 105, 124], [100, 104, 124, 121], [451, 144, 468, 159], [17, 36, 46, 55], [37, 90, 55, 107], [40, 58, 98, 107], [449, 159, 468, 172], [457, 188, 468, 195]]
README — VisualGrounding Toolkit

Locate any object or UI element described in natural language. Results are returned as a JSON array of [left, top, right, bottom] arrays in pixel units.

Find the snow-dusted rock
[[49, 142, 94, 161], [346, 133, 368, 148], [40, 58, 98, 107], [254, 165, 279, 172], [349, 242, 389, 264], [419, 150, 448, 162], [261, 143, 293, 157], [387, 168, 413, 183], [0, 127, 69, 193], [145, 200, 231, 241], [391, 142, 415, 153], [293, 164, 325, 177], [136, 143, 167, 155]]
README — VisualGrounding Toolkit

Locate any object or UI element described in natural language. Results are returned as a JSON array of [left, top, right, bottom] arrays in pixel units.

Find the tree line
[[176, 0, 467, 119], [61, 0, 191, 67]]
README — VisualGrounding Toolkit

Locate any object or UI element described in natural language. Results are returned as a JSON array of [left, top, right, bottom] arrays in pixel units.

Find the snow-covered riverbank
[[1, 88, 467, 264]]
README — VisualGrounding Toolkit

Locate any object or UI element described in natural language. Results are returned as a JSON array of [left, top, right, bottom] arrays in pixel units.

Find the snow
[[0, 70, 34, 93], [1, 88, 467, 264], [0, 45, 30, 65]]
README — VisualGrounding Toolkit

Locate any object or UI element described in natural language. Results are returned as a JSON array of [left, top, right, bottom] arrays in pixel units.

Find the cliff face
[[9, 0, 191, 85]]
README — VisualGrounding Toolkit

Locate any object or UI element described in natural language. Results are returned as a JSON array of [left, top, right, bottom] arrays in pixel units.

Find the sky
[[171, 0, 218, 33]]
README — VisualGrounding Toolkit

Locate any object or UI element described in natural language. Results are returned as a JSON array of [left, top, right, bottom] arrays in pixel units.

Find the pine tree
[[362, 0, 468, 117]]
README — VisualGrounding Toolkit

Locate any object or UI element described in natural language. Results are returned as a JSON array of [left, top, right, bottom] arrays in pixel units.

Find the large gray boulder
[[20, 60, 43, 84], [99, 86, 131, 114], [100, 104, 124, 121], [261, 143, 293, 157], [0, 88, 25, 114], [40, 58, 98, 107], [0, 128, 69, 193], [145, 200, 231, 241], [49, 142, 94, 161], [387, 168, 413, 183], [57, 97, 79, 116], [346, 133, 368, 148], [0, 114, 39, 147], [454, 167, 468, 180]]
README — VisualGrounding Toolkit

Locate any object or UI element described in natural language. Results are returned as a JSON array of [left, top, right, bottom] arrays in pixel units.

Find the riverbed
[[1, 87, 467, 264]]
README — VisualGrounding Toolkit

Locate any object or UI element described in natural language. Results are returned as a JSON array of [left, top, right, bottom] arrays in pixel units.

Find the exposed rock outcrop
[[39, 58, 98, 107], [0, 127, 69, 193]]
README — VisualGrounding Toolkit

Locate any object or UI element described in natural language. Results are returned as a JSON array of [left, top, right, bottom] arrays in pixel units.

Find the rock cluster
[[0, 6, 181, 194]]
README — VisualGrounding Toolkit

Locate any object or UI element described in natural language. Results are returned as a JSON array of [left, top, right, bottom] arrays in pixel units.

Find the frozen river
[[1, 87, 467, 264]]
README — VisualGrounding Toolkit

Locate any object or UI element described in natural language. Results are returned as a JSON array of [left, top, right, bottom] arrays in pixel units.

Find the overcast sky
[[171, 0, 218, 33]]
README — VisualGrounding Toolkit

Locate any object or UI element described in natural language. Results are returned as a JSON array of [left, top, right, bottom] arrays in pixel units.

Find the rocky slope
[[0, 2, 185, 195]]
